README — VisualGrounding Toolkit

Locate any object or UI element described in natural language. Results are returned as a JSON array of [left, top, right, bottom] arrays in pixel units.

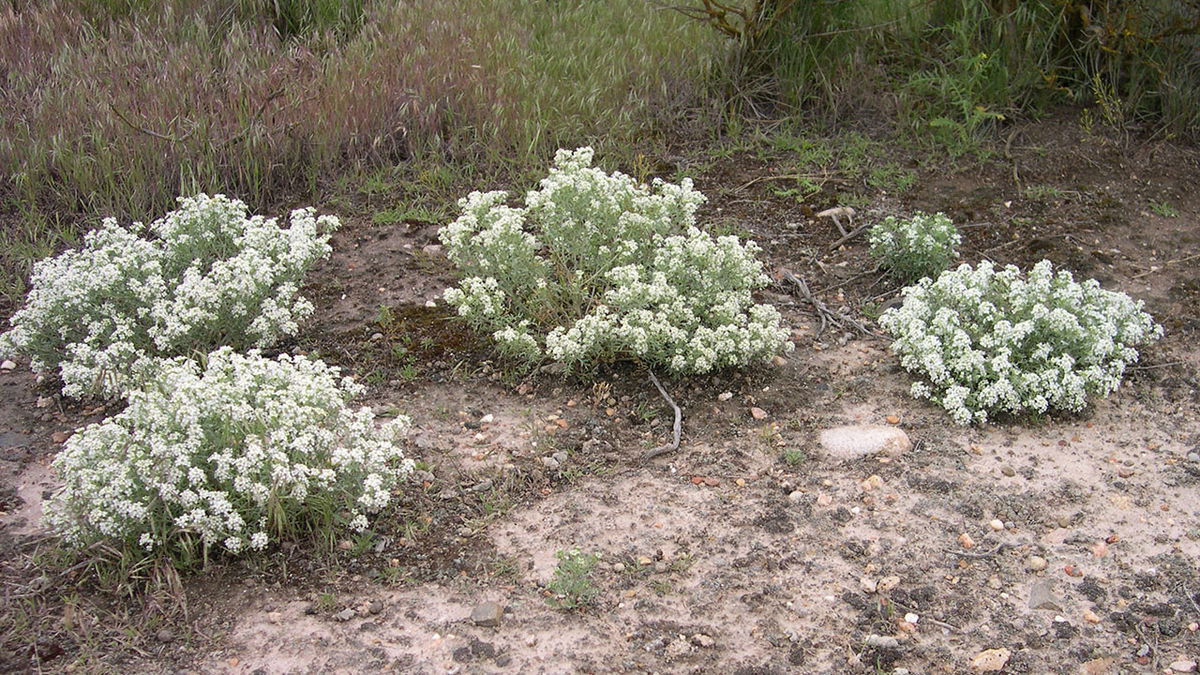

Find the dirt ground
[[2, 116, 1199, 674]]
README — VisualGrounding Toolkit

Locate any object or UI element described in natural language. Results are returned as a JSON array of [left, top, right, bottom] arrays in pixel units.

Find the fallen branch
[[779, 269, 875, 339], [1132, 252, 1200, 279], [641, 371, 682, 462], [827, 222, 870, 250]]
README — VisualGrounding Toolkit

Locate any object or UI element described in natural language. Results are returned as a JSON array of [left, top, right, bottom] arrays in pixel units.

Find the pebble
[[1082, 609, 1101, 623], [816, 493, 833, 507], [877, 575, 901, 593], [988, 519, 1005, 531], [860, 577, 878, 593], [612, 562, 626, 573], [970, 648, 1011, 672], [155, 628, 174, 643], [958, 533, 976, 549], [863, 634, 898, 649], [1057, 515, 1071, 528], [787, 490, 805, 504], [541, 457, 560, 470], [0, 360, 15, 371], [1171, 661, 1198, 673], [654, 562, 668, 573], [1000, 465, 1016, 477], [1029, 580, 1063, 611], [717, 392, 733, 401], [750, 407, 768, 420], [1027, 555, 1048, 571], [552, 451, 569, 464], [470, 601, 504, 627], [333, 608, 356, 622], [904, 612, 919, 624], [690, 634, 715, 648], [819, 425, 911, 461]]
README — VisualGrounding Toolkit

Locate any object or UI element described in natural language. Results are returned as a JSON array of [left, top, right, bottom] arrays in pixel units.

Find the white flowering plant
[[880, 260, 1163, 425], [0, 194, 337, 399], [45, 347, 414, 567], [439, 147, 791, 373], [868, 211, 961, 282]]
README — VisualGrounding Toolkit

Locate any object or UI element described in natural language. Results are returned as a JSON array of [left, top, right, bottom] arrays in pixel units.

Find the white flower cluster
[[0, 194, 337, 399], [880, 260, 1163, 424], [45, 347, 414, 561], [439, 147, 792, 373], [868, 211, 961, 282]]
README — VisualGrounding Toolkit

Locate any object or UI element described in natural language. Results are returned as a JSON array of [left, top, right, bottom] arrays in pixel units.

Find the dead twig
[[108, 103, 194, 143], [827, 222, 870, 250], [1132, 252, 1200, 279], [779, 269, 875, 339], [641, 371, 682, 462], [945, 541, 1012, 559]]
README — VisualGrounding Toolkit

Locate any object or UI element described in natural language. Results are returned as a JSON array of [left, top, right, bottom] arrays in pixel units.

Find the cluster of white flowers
[[868, 211, 961, 282], [0, 194, 337, 399], [439, 147, 792, 373], [880, 260, 1163, 424], [45, 347, 414, 561]]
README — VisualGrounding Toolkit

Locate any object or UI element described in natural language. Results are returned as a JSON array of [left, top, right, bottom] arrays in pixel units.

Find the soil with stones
[[2, 115, 1199, 674]]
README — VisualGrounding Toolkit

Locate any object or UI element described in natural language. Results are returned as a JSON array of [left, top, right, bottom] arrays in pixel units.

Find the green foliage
[[546, 548, 600, 610], [868, 212, 961, 283], [880, 260, 1163, 425], [1149, 200, 1179, 218], [440, 147, 792, 374]]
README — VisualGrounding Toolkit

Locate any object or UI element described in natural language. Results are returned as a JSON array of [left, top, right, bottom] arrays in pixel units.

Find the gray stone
[[0, 360, 16, 371], [863, 634, 899, 649], [541, 457, 560, 470], [471, 601, 504, 627], [819, 425, 911, 461], [1029, 580, 1063, 611], [333, 608, 357, 622]]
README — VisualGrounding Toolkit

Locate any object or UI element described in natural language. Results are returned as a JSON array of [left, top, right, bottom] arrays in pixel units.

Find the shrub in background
[[869, 211, 961, 282], [45, 347, 413, 567], [880, 260, 1162, 425], [0, 194, 336, 399], [439, 147, 792, 374]]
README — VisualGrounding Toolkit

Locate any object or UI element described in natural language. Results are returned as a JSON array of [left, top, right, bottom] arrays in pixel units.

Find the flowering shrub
[[439, 147, 791, 373], [0, 194, 337, 399], [45, 348, 413, 565], [868, 211, 961, 282], [880, 260, 1162, 424]]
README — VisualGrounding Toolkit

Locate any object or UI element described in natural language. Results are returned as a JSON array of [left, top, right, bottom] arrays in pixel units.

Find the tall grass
[[0, 0, 718, 301]]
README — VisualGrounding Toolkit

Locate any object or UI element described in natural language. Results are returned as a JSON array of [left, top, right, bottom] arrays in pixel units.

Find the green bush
[[45, 347, 413, 568], [868, 211, 961, 283], [439, 147, 792, 374], [880, 260, 1162, 425], [0, 194, 336, 399]]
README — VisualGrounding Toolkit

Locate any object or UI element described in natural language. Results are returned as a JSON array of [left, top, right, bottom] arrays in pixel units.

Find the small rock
[[787, 490, 805, 504], [470, 601, 504, 627], [333, 608, 356, 622], [370, 332, 384, 341], [1170, 660, 1198, 673], [612, 562, 626, 573], [541, 457, 560, 470], [1029, 580, 1063, 611], [1000, 465, 1016, 477], [717, 392, 733, 401], [988, 519, 1005, 531], [51, 431, 71, 444], [750, 407, 768, 420], [466, 479, 494, 493], [885, 415, 900, 425], [552, 451, 569, 464], [0, 360, 15, 371], [859, 474, 885, 491], [654, 561, 668, 573], [421, 244, 443, 256], [1057, 515, 1071, 528], [863, 634, 898, 649], [860, 577, 878, 593], [819, 425, 911, 461], [368, 600, 384, 615], [816, 493, 833, 507], [36, 396, 52, 408], [958, 533, 976, 549], [970, 648, 1011, 672], [690, 633, 715, 648], [877, 575, 901, 593], [903, 612, 919, 624], [1082, 609, 1101, 623], [155, 628, 174, 643], [704, 477, 720, 487], [1027, 555, 1048, 571]]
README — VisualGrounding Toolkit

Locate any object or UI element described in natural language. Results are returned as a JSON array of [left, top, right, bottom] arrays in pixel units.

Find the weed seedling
[[546, 548, 600, 610]]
